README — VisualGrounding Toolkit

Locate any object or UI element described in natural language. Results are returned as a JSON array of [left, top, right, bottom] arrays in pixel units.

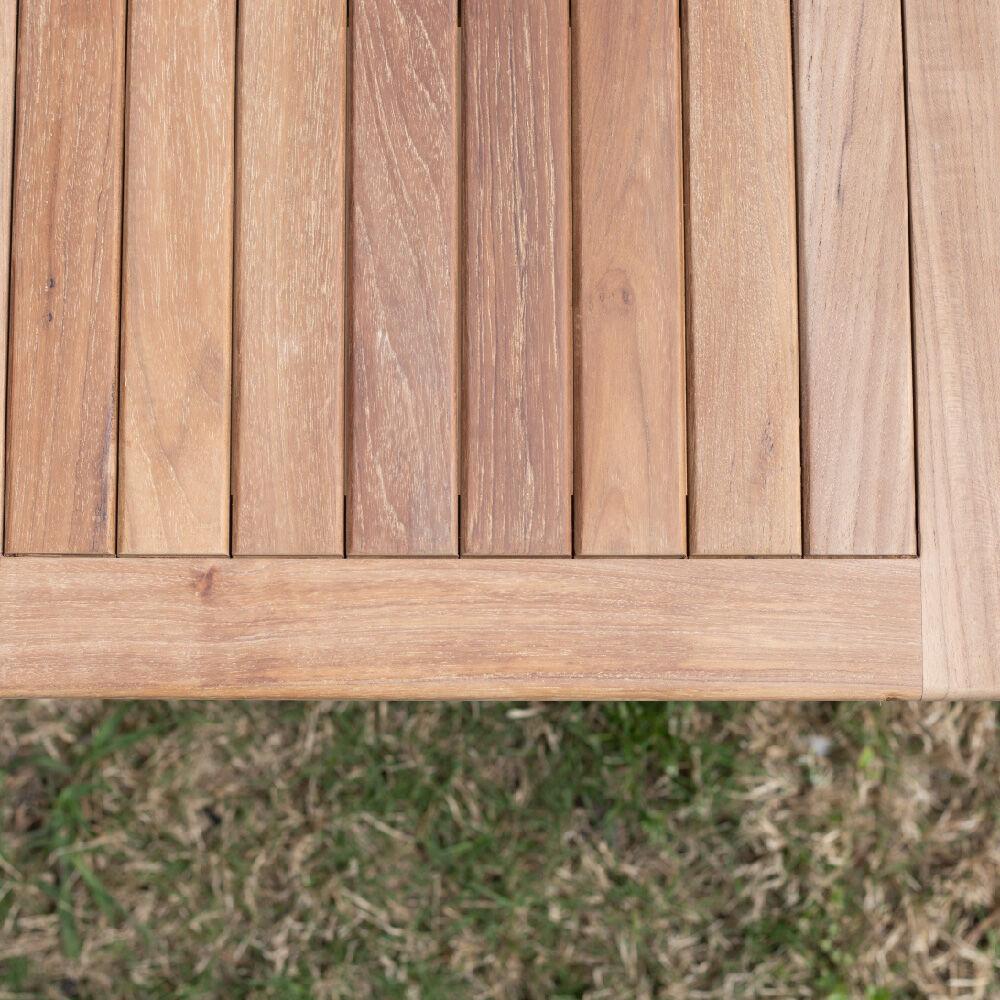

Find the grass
[[0, 700, 998, 998]]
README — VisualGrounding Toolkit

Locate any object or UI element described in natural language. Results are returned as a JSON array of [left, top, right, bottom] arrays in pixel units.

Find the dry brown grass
[[0, 700, 998, 998]]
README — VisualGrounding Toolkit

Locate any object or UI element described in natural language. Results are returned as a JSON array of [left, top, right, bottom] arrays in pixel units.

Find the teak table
[[0, 1, 995, 700]]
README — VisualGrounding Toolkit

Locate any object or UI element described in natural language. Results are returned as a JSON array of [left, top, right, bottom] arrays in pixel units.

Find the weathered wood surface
[[684, 2, 801, 555], [905, 0, 1000, 698], [573, 0, 686, 555], [3, 2, 1000, 699], [119, 0, 236, 555], [0, 557, 922, 700], [0, 1, 19, 549], [462, 0, 572, 556], [349, 0, 458, 555], [233, 0, 346, 555], [6, 0, 125, 555], [796, 0, 915, 556]]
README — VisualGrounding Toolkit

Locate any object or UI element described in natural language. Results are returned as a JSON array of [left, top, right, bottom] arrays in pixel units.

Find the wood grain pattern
[[683, 2, 801, 555], [118, 0, 235, 555], [0, 1, 15, 549], [463, 0, 572, 556], [5, 0, 125, 555], [233, 0, 345, 555], [795, 0, 915, 556], [0, 557, 921, 700], [573, 0, 686, 555], [906, 0, 1000, 697], [348, 0, 458, 555]]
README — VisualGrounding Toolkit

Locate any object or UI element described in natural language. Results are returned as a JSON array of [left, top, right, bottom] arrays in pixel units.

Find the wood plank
[[5, 0, 125, 555], [118, 0, 235, 555], [462, 0, 572, 556], [0, 557, 921, 700], [232, 0, 345, 555], [795, 0, 915, 556], [905, 1, 1000, 697], [0, 1, 15, 550], [348, 0, 458, 555], [573, 0, 686, 556], [683, 2, 801, 555]]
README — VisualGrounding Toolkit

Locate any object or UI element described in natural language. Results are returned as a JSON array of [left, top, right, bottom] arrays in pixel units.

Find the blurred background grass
[[0, 701, 997, 999]]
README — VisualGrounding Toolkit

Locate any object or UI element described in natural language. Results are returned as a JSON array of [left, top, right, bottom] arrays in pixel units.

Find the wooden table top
[[0, 1, 994, 699]]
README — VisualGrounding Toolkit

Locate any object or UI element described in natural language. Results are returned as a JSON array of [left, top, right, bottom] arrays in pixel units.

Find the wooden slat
[[232, 0, 345, 556], [348, 0, 458, 555], [462, 0, 572, 556], [573, 0, 686, 556], [5, 0, 125, 555], [0, 1, 15, 548], [906, 1, 1000, 697], [0, 557, 922, 700], [795, 0, 915, 556], [118, 0, 235, 555], [683, 3, 801, 555]]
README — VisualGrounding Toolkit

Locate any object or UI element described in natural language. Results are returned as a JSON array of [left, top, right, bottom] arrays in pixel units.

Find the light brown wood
[[0, 0, 16, 546], [573, 0, 686, 556], [348, 0, 458, 555], [118, 0, 235, 555], [6, 0, 125, 556], [0, 556, 921, 700], [795, 0, 915, 557], [906, 0, 1000, 698], [233, 0, 345, 556], [0, 1, 985, 701], [683, 2, 801, 556], [463, 0, 572, 556]]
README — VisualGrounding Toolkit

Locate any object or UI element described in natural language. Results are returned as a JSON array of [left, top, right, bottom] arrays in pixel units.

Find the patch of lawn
[[1, 701, 998, 998]]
